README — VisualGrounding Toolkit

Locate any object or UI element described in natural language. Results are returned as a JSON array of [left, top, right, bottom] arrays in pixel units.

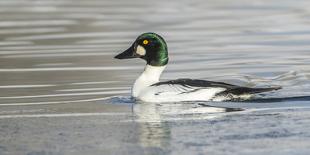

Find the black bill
[[114, 44, 138, 59]]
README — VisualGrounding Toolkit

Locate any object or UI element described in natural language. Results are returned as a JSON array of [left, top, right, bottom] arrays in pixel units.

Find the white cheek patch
[[136, 45, 146, 56]]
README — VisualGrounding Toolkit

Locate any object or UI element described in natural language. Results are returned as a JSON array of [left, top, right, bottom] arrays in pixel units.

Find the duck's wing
[[151, 78, 281, 95], [150, 78, 237, 95], [152, 78, 236, 88]]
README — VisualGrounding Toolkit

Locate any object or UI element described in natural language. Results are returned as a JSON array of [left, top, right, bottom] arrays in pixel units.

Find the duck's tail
[[220, 86, 282, 96]]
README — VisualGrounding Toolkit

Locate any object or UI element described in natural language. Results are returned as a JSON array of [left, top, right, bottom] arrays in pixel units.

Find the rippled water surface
[[1, 0, 310, 154]]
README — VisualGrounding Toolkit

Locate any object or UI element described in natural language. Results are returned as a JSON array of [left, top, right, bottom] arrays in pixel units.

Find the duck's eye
[[142, 39, 149, 45]]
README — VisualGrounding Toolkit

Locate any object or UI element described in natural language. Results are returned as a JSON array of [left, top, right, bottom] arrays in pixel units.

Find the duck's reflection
[[133, 103, 170, 148], [133, 101, 242, 148]]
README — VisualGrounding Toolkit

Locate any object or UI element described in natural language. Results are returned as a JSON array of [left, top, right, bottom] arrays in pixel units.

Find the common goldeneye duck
[[114, 32, 281, 102]]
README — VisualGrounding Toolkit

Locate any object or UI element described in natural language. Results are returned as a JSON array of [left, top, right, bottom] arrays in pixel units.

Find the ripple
[[70, 81, 120, 85], [0, 96, 118, 106], [0, 66, 140, 72], [0, 85, 55, 88], [0, 90, 130, 99], [57, 87, 130, 92], [7, 32, 136, 41], [0, 112, 129, 119], [0, 27, 66, 34], [3, 52, 114, 58], [0, 20, 77, 27], [0, 41, 32, 46]]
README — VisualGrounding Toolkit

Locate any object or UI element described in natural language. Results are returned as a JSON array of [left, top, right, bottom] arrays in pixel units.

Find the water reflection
[[133, 102, 170, 148], [132, 101, 241, 148], [139, 122, 170, 148], [134, 101, 242, 121]]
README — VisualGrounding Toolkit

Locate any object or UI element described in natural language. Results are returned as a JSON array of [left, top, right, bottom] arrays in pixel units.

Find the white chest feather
[[132, 65, 166, 98]]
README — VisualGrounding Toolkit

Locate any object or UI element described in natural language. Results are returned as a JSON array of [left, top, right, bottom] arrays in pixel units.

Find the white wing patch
[[136, 45, 146, 56], [137, 84, 227, 102]]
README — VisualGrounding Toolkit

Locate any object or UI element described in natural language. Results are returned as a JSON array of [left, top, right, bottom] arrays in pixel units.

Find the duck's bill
[[114, 45, 138, 59]]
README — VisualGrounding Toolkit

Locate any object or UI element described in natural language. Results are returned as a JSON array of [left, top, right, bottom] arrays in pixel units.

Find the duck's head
[[114, 32, 168, 66]]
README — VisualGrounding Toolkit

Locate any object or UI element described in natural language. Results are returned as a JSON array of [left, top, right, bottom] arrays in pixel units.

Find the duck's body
[[115, 32, 281, 103], [131, 65, 280, 102]]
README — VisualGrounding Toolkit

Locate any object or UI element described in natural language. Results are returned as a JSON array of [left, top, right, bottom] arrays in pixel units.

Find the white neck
[[132, 65, 166, 97]]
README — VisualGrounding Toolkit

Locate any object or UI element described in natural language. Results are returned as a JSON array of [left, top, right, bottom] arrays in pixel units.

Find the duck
[[114, 32, 281, 103]]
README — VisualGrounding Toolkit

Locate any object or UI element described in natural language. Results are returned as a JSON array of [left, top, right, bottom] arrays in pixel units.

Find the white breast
[[132, 65, 166, 98]]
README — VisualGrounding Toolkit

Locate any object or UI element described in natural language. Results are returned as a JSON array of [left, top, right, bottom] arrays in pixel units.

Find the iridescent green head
[[114, 32, 169, 66]]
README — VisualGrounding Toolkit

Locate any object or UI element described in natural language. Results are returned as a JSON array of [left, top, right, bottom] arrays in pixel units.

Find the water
[[0, 0, 310, 154]]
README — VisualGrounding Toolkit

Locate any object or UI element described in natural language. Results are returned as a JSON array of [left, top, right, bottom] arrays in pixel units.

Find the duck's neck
[[132, 65, 166, 97]]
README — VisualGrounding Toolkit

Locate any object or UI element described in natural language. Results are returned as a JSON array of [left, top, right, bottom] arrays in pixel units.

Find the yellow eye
[[143, 40, 149, 45]]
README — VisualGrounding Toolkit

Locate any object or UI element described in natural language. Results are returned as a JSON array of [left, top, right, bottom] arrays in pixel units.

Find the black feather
[[217, 86, 282, 96], [152, 78, 236, 89], [152, 78, 281, 96]]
